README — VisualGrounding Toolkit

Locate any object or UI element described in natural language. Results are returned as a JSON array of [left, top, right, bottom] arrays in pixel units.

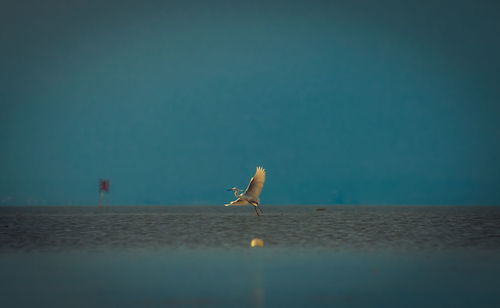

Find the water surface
[[1, 205, 500, 307]]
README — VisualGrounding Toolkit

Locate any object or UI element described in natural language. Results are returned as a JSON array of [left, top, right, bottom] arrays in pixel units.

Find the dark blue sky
[[1, 0, 499, 205]]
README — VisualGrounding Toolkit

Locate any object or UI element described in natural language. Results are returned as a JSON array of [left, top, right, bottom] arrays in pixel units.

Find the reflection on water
[[252, 271, 266, 308], [1, 248, 499, 307], [251, 238, 264, 247]]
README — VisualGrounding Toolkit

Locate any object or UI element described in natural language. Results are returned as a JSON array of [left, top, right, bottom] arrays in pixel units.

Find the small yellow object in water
[[250, 238, 264, 247]]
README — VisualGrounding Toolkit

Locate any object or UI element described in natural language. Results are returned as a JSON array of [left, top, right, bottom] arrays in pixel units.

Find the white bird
[[225, 166, 266, 216]]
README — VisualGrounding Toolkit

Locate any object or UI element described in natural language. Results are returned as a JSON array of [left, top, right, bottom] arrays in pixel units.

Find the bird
[[225, 166, 266, 216]]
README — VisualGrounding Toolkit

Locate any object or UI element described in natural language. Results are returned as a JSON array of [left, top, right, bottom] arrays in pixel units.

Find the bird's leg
[[253, 205, 260, 216], [252, 202, 263, 214]]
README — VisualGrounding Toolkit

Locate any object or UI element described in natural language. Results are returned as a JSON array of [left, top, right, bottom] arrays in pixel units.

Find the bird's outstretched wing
[[244, 166, 266, 198], [225, 198, 249, 206]]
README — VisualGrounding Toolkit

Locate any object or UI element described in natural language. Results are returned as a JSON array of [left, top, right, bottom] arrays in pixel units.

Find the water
[[1, 205, 500, 307], [2, 205, 500, 252]]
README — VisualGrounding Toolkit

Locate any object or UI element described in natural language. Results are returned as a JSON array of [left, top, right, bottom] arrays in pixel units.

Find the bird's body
[[225, 166, 266, 215]]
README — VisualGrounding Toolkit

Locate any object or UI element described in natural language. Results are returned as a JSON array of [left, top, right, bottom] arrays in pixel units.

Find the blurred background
[[1, 0, 499, 205]]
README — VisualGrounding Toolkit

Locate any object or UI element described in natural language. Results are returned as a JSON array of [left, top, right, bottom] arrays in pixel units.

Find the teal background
[[1, 0, 499, 205]]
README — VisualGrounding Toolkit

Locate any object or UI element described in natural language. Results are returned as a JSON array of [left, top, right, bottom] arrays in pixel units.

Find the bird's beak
[[226, 188, 233, 191]]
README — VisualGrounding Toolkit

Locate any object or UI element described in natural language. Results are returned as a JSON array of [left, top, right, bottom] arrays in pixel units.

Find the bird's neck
[[234, 188, 239, 198]]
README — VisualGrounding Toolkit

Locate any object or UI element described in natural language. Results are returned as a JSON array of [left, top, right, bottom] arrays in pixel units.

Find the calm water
[[1, 205, 500, 307]]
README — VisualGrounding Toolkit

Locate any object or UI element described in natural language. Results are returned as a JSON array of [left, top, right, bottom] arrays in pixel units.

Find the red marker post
[[99, 179, 110, 207]]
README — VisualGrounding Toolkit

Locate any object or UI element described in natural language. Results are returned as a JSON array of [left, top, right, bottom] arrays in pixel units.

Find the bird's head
[[226, 187, 238, 191]]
